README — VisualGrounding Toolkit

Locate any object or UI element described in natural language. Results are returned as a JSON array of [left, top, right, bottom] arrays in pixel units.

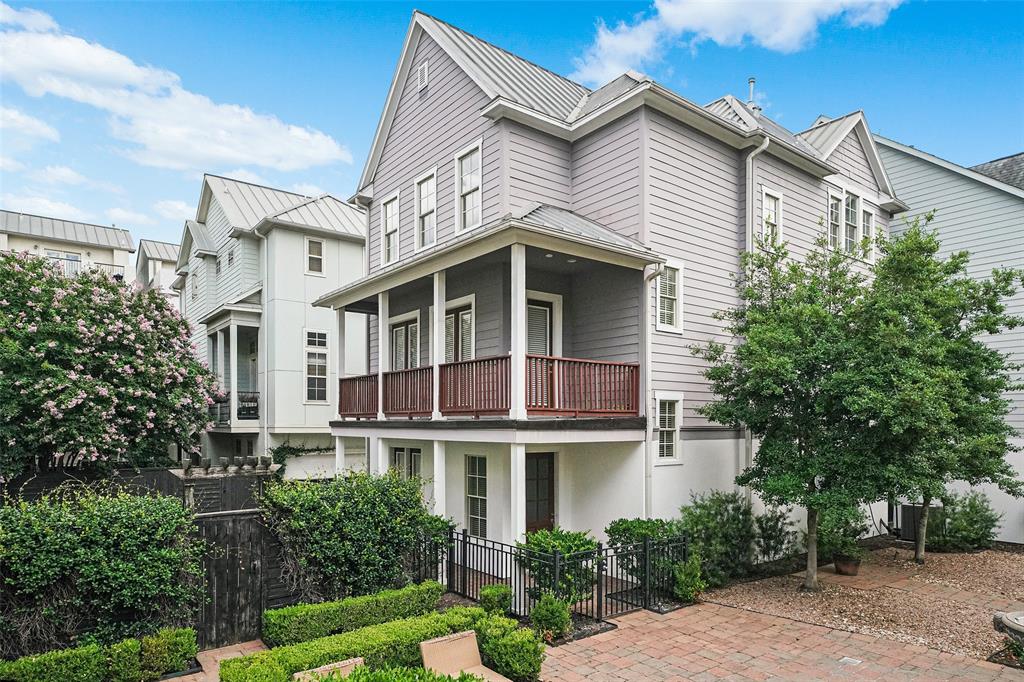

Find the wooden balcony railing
[[439, 355, 511, 416], [338, 374, 379, 418], [382, 366, 433, 417], [526, 355, 640, 417]]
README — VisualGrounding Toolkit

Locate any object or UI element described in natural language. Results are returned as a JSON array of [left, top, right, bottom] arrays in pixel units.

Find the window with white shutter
[[655, 392, 683, 463], [656, 264, 683, 333], [527, 302, 551, 356], [443, 305, 473, 363], [390, 319, 419, 370]]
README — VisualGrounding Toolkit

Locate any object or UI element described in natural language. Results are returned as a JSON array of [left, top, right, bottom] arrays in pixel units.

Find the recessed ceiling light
[[544, 253, 553, 258], [567, 258, 577, 263]]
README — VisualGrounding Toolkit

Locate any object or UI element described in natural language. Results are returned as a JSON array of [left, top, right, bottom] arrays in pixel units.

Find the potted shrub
[[818, 505, 868, 576]]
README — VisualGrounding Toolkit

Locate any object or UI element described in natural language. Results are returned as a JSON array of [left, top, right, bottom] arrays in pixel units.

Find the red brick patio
[[542, 603, 1023, 681]]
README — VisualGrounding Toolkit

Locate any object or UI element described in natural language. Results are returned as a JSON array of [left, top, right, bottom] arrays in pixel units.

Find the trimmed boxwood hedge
[[263, 581, 444, 647], [343, 668, 481, 681], [220, 608, 543, 682], [0, 628, 196, 682]]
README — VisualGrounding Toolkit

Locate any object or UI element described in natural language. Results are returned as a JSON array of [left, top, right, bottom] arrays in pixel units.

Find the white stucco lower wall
[[948, 436, 1024, 544], [554, 442, 645, 542], [650, 433, 743, 520]]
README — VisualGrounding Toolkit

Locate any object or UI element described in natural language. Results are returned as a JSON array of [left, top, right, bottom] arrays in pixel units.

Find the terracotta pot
[[833, 554, 861, 576]]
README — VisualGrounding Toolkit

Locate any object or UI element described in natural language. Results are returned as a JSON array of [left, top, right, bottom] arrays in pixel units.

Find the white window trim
[[760, 185, 784, 243], [465, 453, 488, 539], [304, 236, 325, 277], [413, 167, 438, 253], [525, 289, 563, 357], [388, 309, 422, 369], [654, 391, 684, 466], [861, 207, 876, 263], [655, 260, 684, 335], [453, 138, 483, 233], [380, 191, 401, 267], [843, 192, 861, 254], [303, 327, 330, 404], [428, 293, 476, 363], [826, 189, 844, 251]]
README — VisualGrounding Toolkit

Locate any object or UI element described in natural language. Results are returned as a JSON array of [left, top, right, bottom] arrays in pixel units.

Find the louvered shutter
[[444, 314, 455, 363], [392, 326, 406, 371], [459, 310, 473, 360], [527, 304, 550, 356], [658, 267, 678, 327], [408, 322, 419, 368]]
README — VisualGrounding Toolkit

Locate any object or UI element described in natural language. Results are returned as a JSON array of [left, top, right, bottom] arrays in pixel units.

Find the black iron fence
[[411, 528, 690, 622]]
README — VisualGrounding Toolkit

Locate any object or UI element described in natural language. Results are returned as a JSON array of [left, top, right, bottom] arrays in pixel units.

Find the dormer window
[[416, 61, 429, 91], [456, 143, 482, 231]]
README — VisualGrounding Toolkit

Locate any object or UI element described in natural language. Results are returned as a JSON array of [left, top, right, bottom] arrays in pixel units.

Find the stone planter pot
[[833, 554, 861, 576]]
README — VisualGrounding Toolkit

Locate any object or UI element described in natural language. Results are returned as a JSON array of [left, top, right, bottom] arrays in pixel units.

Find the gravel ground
[[708, 547, 1024, 659]]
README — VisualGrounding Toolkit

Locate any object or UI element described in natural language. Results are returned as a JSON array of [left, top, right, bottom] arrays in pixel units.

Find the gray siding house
[[876, 139, 1024, 542], [317, 12, 905, 544]]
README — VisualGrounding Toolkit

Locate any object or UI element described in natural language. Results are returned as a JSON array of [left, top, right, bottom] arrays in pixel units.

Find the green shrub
[[672, 553, 707, 603], [263, 581, 444, 647], [140, 628, 197, 680], [338, 668, 481, 682], [678, 491, 756, 587], [754, 506, 798, 563], [478, 584, 513, 615], [928, 491, 1002, 552], [817, 505, 868, 559], [0, 488, 205, 657], [515, 528, 597, 603], [220, 608, 487, 682], [106, 638, 142, 682], [604, 518, 682, 582], [259, 473, 448, 603], [475, 616, 544, 682], [528, 595, 571, 643], [0, 644, 107, 682]]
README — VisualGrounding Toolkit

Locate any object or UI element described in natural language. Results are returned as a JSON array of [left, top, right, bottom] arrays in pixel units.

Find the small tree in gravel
[[694, 236, 898, 591], [850, 220, 1022, 562], [0, 251, 217, 478]]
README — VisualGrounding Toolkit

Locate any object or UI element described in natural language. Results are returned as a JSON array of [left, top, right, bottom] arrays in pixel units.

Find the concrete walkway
[[543, 603, 1024, 681], [177, 640, 266, 682]]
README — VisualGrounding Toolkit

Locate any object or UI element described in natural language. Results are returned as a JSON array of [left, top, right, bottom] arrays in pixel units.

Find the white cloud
[[571, 0, 904, 85], [290, 182, 326, 196], [0, 154, 23, 171], [0, 8, 351, 172], [224, 168, 268, 185], [29, 164, 123, 193], [106, 207, 154, 226], [0, 105, 59, 141], [1, 193, 90, 220], [0, 2, 57, 32], [153, 199, 190, 220]]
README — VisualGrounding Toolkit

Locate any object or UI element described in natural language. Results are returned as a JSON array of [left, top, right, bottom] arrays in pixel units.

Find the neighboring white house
[[876, 139, 1024, 543], [174, 175, 368, 478], [316, 12, 904, 545], [1, 209, 135, 282], [136, 239, 181, 311]]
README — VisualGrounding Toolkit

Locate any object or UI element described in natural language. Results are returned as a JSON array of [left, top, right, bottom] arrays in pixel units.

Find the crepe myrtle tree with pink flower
[[0, 251, 219, 478]]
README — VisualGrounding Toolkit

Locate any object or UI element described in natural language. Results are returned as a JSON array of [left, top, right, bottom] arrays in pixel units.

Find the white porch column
[[216, 329, 226, 387], [334, 435, 345, 477], [510, 244, 527, 419], [336, 307, 346, 378], [432, 440, 446, 515], [432, 271, 446, 420], [510, 443, 527, 542], [368, 436, 381, 474], [377, 292, 389, 420], [228, 323, 239, 427]]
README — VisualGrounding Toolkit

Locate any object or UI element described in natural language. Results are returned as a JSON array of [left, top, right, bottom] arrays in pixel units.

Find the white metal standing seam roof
[[0, 209, 135, 251], [516, 203, 650, 252], [796, 112, 862, 156], [416, 12, 589, 121], [265, 195, 365, 239], [704, 96, 824, 159], [138, 239, 180, 262]]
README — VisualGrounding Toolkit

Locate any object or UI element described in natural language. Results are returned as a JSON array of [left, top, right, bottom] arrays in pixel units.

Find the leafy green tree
[[694, 237, 897, 590], [849, 220, 1022, 562], [0, 251, 217, 478]]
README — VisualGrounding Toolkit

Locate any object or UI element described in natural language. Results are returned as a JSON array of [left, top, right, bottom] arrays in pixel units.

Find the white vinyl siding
[[656, 264, 682, 334], [456, 143, 482, 231], [416, 172, 436, 249], [382, 196, 399, 265], [466, 455, 487, 538]]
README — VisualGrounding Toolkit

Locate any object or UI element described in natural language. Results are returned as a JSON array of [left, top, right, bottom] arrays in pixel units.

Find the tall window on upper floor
[[382, 196, 399, 265], [304, 330, 328, 402], [844, 194, 860, 254], [655, 393, 682, 463], [761, 189, 782, 243], [457, 144, 481, 231], [390, 316, 420, 371], [656, 262, 683, 334], [215, 257, 222, 276], [306, 238, 324, 274], [862, 210, 875, 262], [828, 195, 842, 250], [191, 273, 198, 300], [444, 305, 474, 363], [416, 172, 436, 249]]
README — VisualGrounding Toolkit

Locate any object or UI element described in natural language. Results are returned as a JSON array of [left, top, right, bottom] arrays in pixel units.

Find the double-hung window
[[457, 144, 481, 231], [844, 194, 860, 253], [655, 394, 682, 462], [304, 330, 328, 402], [416, 172, 436, 249], [382, 196, 399, 265], [215, 257, 222, 276], [306, 238, 324, 274], [466, 455, 487, 538], [862, 210, 875, 261], [191, 273, 198, 300], [390, 447, 422, 480], [762, 189, 782, 242], [390, 317, 420, 371], [656, 263, 683, 334], [444, 305, 473, 363], [828, 195, 842, 250]]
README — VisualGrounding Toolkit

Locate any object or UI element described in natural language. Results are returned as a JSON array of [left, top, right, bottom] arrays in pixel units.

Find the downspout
[[742, 136, 770, 501], [254, 226, 269, 458], [642, 262, 664, 519]]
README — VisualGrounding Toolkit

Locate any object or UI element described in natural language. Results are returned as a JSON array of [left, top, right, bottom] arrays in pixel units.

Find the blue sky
[[1, 0, 1021, 245]]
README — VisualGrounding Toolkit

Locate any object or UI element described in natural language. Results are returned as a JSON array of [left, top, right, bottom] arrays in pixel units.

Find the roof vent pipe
[[748, 77, 762, 116]]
